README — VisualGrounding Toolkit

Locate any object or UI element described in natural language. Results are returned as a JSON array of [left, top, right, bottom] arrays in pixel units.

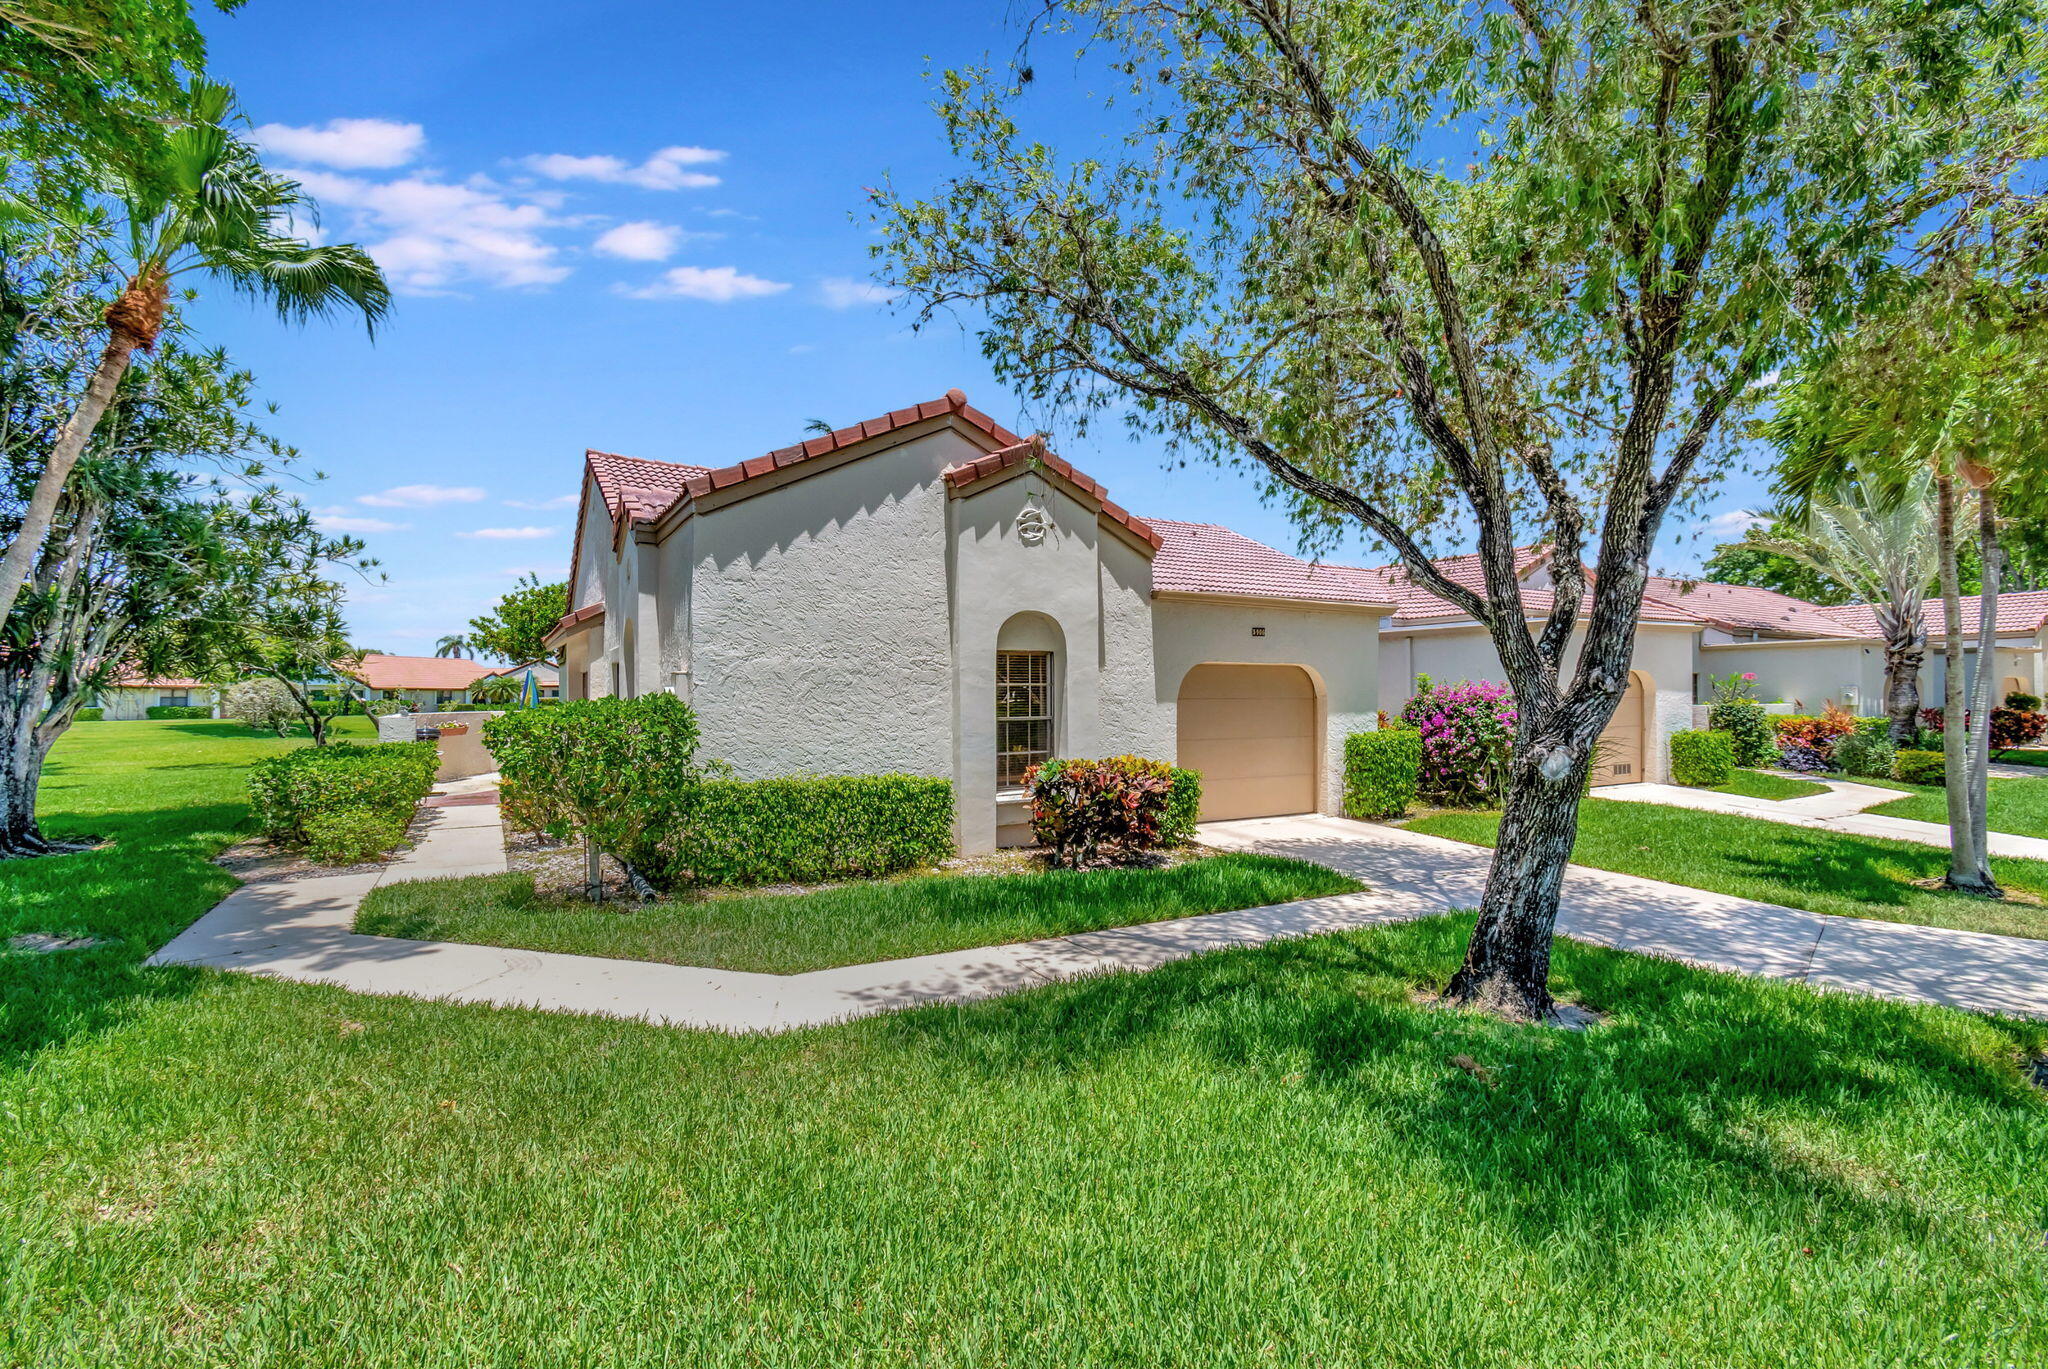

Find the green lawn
[[358, 856, 1363, 974], [5, 719, 2047, 1365], [1408, 799, 2048, 940], [1855, 774, 2048, 841], [1713, 768, 1828, 801]]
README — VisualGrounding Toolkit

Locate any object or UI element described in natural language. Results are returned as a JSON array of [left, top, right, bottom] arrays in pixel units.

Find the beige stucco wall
[[1382, 620, 1696, 784], [1151, 597, 1382, 814], [96, 687, 216, 721], [1699, 639, 1885, 715], [687, 429, 967, 783]]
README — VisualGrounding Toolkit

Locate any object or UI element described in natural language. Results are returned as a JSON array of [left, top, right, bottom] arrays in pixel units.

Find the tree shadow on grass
[[873, 915, 2048, 1256], [0, 802, 244, 1074]]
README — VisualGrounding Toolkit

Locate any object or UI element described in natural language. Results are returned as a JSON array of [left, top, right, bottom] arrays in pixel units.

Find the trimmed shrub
[[1669, 730, 1735, 788], [146, 704, 212, 719], [223, 679, 301, 736], [687, 775, 955, 886], [1160, 768, 1203, 846], [75, 708, 103, 722], [1401, 676, 1516, 807], [1028, 755, 1177, 868], [1916, 704, 2048, 755], [304, 807, 410, 864], [1344, 729, 1422, 819], [2007, 692, 2041, 713], [247, 741, 438, 848], [1894, 749, 1946, 786], [483, 694, 709, 885], [1832, 727, 1896, 780], [1708, 700, 1774, 768]]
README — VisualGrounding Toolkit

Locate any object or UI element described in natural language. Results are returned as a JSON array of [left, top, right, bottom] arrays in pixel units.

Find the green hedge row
[[1670, 729, 1735, 787], [1894, 749, 1945, 785], [248, 741, 438, 857], [688, 775, 955, 886], [146, 704, 213, 719], [1161, 767, 1202, 846], [1344, 728, 1422, 819], [75, 708, 103, 722], [485, 695, 959, 889], [1707, 700, 1775, 768]]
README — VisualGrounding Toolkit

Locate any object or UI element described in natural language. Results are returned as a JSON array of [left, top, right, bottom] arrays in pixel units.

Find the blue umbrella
[[520, 668, 538, 709]]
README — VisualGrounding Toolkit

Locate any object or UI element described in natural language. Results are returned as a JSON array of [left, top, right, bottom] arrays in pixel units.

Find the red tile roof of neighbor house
[[106, 674, 210, 690], [1343, 549, 1707, 626], [1819, 589, 2048, 638], [1643, 576, 1865, 639], [1148, 521, 1395, 606], [342, 654, 494, 691]]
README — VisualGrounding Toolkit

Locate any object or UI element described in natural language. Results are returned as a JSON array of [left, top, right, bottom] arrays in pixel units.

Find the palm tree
[[433, 634, 472, 659], [1749, 474, 1937, 745], [0, 81, 391, 630]]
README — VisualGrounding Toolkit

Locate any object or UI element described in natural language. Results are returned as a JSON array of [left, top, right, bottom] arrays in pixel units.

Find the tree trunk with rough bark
[[0, 692, 60, 857], [1442, 737, 1592, 1021], [1883, 630, 1925, 747], [0, 271, 162, 631]]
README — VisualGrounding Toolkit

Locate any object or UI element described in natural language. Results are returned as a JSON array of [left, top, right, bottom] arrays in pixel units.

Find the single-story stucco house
[[542, 389, 2042, 853], [93, 675, 220, 720], [342, 654, 494, 710]]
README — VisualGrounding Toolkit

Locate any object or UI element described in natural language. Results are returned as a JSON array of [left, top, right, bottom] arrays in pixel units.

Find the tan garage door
[[1177, 664, 1317, 821], [1590, 673, 1645, 786]]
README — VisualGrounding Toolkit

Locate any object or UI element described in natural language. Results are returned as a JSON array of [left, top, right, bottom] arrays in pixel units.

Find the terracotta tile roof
[[680, 388, 1021, 503], [541, 602, 605, 647], [1149, 521, 1395, 606], [473, 660, 562, 684], [944, 436, 1163, 551], [1820, 589, 2048, 638], [1642, 577, 1861, 638], [586, 449, 713, 524], [1352, 550, 1704, 626], [341, 654, 493, 691], [106, 673, 211, 690]]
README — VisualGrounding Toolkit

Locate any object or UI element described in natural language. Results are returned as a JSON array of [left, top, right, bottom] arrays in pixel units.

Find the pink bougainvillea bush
[[1399, 676, 1517, 807]]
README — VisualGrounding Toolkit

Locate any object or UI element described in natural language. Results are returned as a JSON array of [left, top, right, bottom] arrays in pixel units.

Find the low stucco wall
[[376, 710, 501, 782]]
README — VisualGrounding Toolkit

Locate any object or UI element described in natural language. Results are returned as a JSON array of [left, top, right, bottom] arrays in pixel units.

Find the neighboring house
[[547, 389, 1395, 852], [544, 387, 2043, 852], [94, 675, 219, 720], [341, 654, 491, 710], [471, 660, 561, 700]]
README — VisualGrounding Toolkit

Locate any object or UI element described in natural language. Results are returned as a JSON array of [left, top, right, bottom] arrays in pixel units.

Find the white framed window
[[996, 650, 1054, 787], [158, 692, 191, 708]]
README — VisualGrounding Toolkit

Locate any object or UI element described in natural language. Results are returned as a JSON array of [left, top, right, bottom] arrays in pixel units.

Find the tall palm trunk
[[0, 270, 163, 631], [1878, 607, 1926, 747], [1934, 463, 1992, 894], [1962, 477, 2001, 893]]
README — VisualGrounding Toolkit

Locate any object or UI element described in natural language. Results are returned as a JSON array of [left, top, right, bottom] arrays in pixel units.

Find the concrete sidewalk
[[1598, 777, 2048, 862], [147, 793, 2048, 1031]]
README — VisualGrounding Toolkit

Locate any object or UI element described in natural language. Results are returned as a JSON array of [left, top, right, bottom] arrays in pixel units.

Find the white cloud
[[786, 343, 816, 355], [593, 220, 685, 261], [620, 265, 789, 302], [818, 276, 900, 309], [457, 526, 558, 540], [314, 508, 410, 534], [522, 146, 726, 191], [503, 493, 579, 511], [358, 483, 488, 508], [1705, 508, 1767, 539], [253, 117, 426, 170], [290, 168, 570, 292]]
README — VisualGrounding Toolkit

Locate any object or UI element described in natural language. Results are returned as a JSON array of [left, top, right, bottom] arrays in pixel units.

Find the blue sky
[[189, 1, 1772, 653]]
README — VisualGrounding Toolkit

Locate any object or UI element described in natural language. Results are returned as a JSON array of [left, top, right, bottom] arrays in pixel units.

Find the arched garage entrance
[[1590, 672, 1648, 787], [1177, 664, 1318, 821]]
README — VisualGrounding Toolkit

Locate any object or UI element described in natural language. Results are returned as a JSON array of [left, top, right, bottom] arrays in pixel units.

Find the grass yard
[[1408, 799, 2048, 940], [1856, 774, 2048, 841], [1713, 768, 1828, 801], [358, 856, 1363, 974], [5, 718, 2048, 1365]]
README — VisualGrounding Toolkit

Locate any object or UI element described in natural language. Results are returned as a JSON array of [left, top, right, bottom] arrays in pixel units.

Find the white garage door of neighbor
[[1177, 664, 1317, 822], [1591, 674, 1646, 786]]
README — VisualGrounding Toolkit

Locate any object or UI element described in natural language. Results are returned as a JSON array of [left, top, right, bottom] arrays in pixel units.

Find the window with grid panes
[[996, 650, 1053, 786]]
